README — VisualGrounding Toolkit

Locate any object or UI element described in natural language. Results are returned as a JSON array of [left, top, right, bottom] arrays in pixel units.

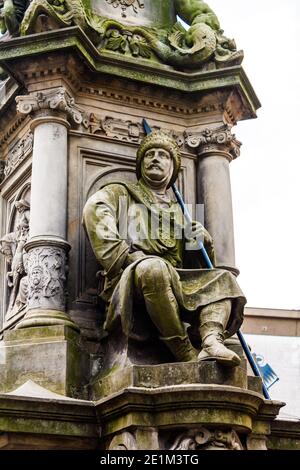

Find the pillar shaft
[[197, 153, 236, 271], [14, 87, 83, 329], [185, 125, 241, 274], [29, 118, 68, 241]]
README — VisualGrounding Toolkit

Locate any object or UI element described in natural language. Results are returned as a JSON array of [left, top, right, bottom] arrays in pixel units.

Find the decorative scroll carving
[[16, 87, 83, 125], [170, 428, 243, 451], [106, 0, 145, 18], [3, 132, 33, 179], [85, 113, 186, 149], [26, 246, 67, 311], [0, 199, 30, 321], [87, 113, 144, 142], [184, 124, 242, 160]]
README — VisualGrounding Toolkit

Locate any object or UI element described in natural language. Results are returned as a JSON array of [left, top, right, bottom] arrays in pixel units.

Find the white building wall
[[246, 334, 300, 419]]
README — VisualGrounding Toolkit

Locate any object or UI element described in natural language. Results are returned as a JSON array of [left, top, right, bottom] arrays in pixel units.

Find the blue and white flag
[[252, 353, 279, 390]]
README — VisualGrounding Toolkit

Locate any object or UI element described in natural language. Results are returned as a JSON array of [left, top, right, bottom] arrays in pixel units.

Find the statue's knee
[[135, 258, 170, 289]]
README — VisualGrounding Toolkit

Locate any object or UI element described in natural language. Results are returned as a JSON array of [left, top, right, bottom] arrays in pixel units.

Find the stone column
[[14, 87, 83, 330], [185, 125, 241, 274]]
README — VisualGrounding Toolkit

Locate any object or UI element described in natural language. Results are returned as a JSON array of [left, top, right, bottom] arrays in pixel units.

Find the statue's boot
[[198, 300, 240, 367], [161, 335, 198, 362]]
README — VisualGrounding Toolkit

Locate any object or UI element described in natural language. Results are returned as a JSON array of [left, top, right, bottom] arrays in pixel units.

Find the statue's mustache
[[146, 163, 163, 170]]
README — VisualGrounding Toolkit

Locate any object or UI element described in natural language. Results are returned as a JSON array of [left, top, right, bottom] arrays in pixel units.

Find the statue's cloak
[[83, 181, 246, 340]]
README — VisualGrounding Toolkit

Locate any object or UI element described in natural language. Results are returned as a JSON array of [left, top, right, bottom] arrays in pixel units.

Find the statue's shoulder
[[99, 181, 137, 196], [88, 180, 153, 206]]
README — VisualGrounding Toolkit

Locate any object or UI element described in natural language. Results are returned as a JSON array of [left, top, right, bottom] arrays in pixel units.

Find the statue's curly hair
[[136, 131, 181, 188]]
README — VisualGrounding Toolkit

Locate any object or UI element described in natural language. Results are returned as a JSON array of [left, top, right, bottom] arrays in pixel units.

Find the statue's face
[[142, 147, 173, 183]]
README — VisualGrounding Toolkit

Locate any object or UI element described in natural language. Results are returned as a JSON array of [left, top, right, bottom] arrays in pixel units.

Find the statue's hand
[[185, 220, 206, 241], [185, 220, 214, 254]]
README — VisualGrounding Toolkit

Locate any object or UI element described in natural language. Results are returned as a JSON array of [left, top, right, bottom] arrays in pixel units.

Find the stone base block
[[0, 325, 88, 398], [0, 383, 98, 450], [91, 360, 248, 400]]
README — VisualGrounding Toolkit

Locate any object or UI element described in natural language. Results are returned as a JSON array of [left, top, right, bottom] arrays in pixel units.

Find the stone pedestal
[[0, 326, 88, 398], [93, 360, 283, 450]]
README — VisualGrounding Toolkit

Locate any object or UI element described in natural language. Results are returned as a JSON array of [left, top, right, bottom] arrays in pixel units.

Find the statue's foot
[[161, 335, 198, 362], [198, 336, 240, 367]]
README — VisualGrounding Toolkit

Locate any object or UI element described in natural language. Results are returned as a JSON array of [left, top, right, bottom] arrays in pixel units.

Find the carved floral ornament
[[26, 246, 67, 311], [15, 87, 84, 125]]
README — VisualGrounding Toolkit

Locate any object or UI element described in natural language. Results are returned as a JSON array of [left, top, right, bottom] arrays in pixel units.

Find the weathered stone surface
[[0, 325, 89, 398], [269, 419, 300, 450], [0, 385, 98, 450], [92, 361, 248, 400]]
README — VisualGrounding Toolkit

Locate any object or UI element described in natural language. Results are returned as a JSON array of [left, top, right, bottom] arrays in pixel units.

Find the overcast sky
[[206, 0, 300, 310]]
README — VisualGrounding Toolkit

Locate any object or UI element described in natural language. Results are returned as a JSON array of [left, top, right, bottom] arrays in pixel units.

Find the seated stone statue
[[83, 131, 246, 368]]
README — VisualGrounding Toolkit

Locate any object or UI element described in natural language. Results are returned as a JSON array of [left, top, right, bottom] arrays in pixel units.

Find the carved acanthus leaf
[[16, 87, 83, 125], [184, 124, 242, 159]]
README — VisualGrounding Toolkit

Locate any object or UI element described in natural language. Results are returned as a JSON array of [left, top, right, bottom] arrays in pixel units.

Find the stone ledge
[[95, 383, 265, 436], [91, 361, 248, 400]]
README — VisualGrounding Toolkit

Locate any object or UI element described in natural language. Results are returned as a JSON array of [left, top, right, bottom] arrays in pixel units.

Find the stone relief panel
[[0, 195, 30, 323], [82, 113, 190, 152], [26, 246, 67, 311], [3, 132, 33, 180]]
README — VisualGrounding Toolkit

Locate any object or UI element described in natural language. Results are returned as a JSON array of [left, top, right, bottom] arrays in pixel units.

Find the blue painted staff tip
[[142, 119, 152, 135]]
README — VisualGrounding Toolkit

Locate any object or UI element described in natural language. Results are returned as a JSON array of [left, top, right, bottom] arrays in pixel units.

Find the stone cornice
[[184, 125, 242, 160], [0, 27, 260, 120], [16, 87, 84, 125]]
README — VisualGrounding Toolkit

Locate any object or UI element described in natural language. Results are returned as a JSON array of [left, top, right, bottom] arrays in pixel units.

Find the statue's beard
[[141, 164, 173, 190]]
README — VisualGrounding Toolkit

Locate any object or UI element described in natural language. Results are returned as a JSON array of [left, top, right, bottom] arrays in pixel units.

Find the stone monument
[[0, 0, 294, 451]]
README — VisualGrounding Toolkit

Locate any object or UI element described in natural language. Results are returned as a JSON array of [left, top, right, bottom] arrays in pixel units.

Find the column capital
[[15, 87, 84, 126], [184, 125, 242, 161]]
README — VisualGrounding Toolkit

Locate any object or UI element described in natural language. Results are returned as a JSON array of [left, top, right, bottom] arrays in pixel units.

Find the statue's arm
[[174, 0, 220, 30], [83, 184, 132, 279]]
